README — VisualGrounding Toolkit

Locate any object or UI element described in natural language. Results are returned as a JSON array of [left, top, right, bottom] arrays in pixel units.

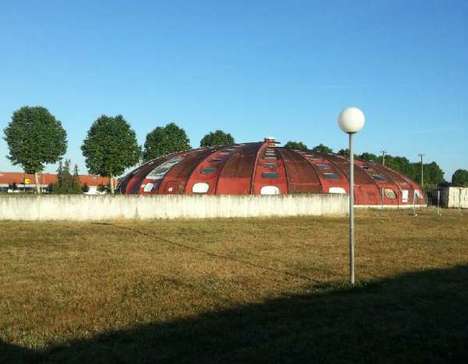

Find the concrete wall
[[440, 187, 468, 209], [0, 194, 348, 221]]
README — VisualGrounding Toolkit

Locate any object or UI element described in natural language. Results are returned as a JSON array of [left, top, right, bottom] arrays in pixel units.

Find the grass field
[[1, 209, 467, 363]]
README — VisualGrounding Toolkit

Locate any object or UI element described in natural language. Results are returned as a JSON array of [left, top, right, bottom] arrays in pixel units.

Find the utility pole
[[380, 150, 386, 166], [418, 153, 424, 187]]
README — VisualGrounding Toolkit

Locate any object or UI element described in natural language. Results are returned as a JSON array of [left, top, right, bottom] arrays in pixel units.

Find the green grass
[[1, 209, 467, 363]]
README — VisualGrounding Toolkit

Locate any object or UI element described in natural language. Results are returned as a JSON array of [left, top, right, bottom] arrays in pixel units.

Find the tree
[[3, 106, 67, 193], [200, 130, 234, 147], [81, 115, 140, 194], [52, 159, 81, 194], [284, 141, 308, 151], [410, 161, 444, 188], [311, 144, 333, 154], [72, 164, 82, 193], [386, 156, 414, 177], [337, 148, 349, 157], [358, 152, 379, 162], [143, 122, 190, 161], [452, 169, 468, 187]]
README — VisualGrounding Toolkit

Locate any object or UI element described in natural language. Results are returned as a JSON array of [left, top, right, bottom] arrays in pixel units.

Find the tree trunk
[[34, 172, 41, 194], [110, 175, 115, 195]]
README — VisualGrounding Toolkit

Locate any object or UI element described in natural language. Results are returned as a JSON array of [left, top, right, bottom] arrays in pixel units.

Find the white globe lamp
[[337, 106, 366, 286], [337, 107, 366, 134]]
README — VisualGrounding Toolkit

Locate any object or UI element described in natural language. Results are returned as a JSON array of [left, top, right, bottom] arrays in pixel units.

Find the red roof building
[[0, 172, 110, 189], [118, 139, 425, 206]]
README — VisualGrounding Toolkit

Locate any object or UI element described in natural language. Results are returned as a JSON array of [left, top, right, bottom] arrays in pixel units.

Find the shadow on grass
[[2, 265, 468, 364]]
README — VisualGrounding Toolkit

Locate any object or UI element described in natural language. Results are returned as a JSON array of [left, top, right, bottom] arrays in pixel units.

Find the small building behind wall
[[440, 187, 468, 209], [0, 172, 110, 194]]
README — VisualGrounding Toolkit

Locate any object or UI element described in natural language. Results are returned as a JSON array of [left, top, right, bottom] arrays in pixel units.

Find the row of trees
[[3, 106, 236, 193], [3, 105, 466, 194], [283, 141, 468, 188]]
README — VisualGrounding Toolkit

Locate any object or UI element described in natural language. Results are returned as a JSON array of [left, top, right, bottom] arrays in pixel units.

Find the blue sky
[[0, 0, 467, 179]]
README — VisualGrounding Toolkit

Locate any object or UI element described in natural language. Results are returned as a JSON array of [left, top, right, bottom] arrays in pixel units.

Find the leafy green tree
[[3, 106, 67, 193], [200, 130, 234, 147], [52, 160, 81, 194], [337, 148, 349, 157], [452, 169, 468, 187], [143, 122, 190, 161], [284, 141, 308, 151], [72, 164, 82, 193], [56, 160, 64, 192], [385, 156, 414, 177], [358, 152, 379, 162], [411, 161, 444, 188], [425, 162, 445, 187], [311, 144, 333, 153], [81, 115, 140, 194]]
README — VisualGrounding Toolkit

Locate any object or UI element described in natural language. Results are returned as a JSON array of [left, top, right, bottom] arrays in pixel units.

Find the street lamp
[[337, 106, 366, 285]]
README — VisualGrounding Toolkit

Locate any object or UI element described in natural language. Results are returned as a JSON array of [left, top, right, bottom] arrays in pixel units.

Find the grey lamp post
[[338, 107, 366, 285]]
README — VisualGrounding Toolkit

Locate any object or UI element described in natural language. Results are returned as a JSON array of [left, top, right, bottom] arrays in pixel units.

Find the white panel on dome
[[147, 156, 184, 180], [260, 186, 280, 195], [402, 189, 409, 203], [192, 182, 209, 194], [143, 183, 154, 192], [329, 187, 346, 194]]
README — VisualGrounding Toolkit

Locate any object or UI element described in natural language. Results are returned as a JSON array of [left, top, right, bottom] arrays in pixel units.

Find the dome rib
[[158, 148, 213, 194], [317, 154, 377, 204], [123, 152, 179, 194], [213, 145, 242, 194], [303, 151, 348, 194], [216, 142, 263, 195], [249, 141, 268, 194], [278, 148, 323, 193]]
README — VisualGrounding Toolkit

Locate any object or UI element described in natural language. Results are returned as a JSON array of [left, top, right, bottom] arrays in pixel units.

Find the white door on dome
[[260, 186, 280, 195], [329, 187, 346, 194], [192, 182, 209, 194], [402, 189, 409, 203]]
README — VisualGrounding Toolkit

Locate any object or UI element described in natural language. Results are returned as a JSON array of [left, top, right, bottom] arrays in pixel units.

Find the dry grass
[[1, 209, 467, 363]]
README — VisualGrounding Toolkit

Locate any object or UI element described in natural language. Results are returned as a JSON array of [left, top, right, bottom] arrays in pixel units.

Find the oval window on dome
[[201, 167, 217, 175], [260, 186, 280, 195], [372, 174, 386, 181], [323, 172, 339, 179], [384, 188, 397, 199], [262, 172, 279, 179], [192, 182, 210, 194]]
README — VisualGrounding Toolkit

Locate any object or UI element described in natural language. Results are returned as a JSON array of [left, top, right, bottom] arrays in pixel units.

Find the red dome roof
[[118, 139, 425, 206]]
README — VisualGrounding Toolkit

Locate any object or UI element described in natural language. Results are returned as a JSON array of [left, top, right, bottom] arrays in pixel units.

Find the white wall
[[0, 194, 348, 221], [441, 187, 468, 209]]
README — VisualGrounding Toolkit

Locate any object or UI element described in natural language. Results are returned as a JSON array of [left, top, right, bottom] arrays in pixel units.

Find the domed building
[[118, 138, 425, 206]]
